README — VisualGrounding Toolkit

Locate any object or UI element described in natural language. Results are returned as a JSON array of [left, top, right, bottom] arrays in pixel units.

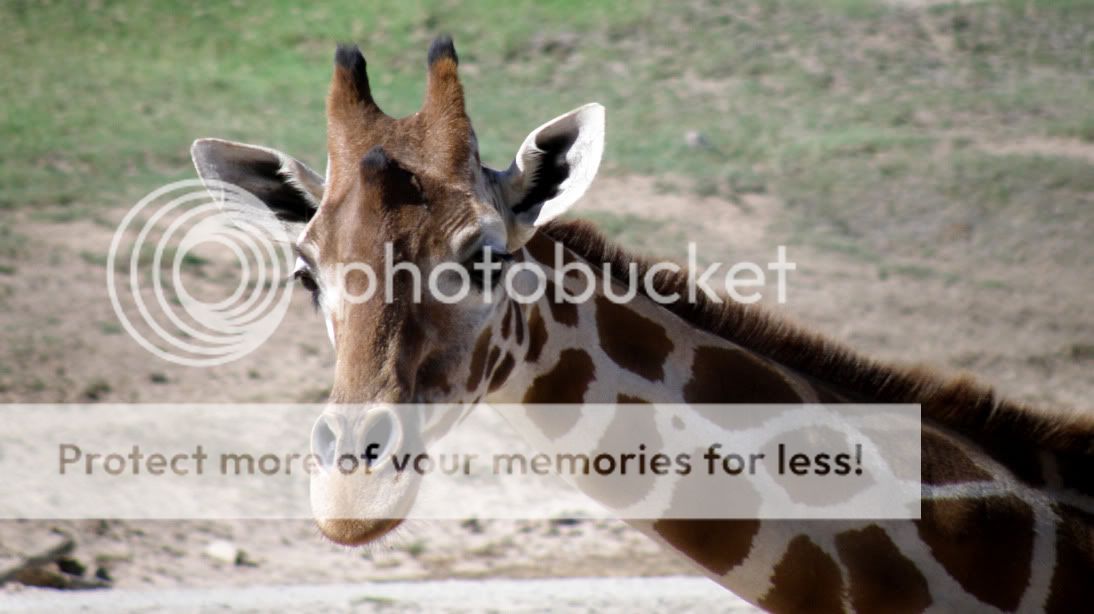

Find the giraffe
[[191, 37, 1094, 612]]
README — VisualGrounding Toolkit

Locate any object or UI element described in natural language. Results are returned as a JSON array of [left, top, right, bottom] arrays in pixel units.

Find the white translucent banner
[[0, 403, 921, 520]]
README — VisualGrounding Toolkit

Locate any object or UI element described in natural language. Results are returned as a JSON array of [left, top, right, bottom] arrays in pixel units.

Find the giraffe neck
[[481, 233, 814, 407], [461, 230, 1093, 612]]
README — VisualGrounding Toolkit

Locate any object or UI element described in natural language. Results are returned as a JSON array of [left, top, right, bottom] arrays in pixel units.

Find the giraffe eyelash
[[462, 245, 512, 290], [292, 267, 321, 310]]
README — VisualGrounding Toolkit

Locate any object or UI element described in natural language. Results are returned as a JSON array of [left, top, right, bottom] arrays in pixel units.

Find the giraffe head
[[191, 37, 604, 544]]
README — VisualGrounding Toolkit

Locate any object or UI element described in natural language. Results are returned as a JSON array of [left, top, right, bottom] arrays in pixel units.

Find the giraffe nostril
[[310, 408, 403, 473], [359, 408, 401, 468], [311, 415, 339, 469]]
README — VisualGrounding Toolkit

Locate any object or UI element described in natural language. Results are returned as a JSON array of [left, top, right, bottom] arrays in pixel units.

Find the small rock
[[549, 517, 582, 527], [203, 540, 239, 564], [56, 557, 86, 577], [685, 130, 711, 149], [204, 540, 257, 567], [12, 567, 109, 590]]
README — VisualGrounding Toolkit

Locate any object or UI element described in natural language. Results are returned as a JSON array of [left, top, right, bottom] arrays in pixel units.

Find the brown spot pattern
[[915, 496, 1034, 611], [594, 295, 674, 381], [653, 519, 760, 577], [835, 524, 932, 613], [1057, 451, 1094, 496], [522, 349, 595, 439], [575, 402, 662, 509], [652, 452, 763, 576], [525, 306, 548, 363], [544, 279, 579, 327], [857, 426, 919, 481], [684, 345, 804, 407], [500, 302, 513, 340], [758, 535, 845, 614], [488, 353, 515, 392], [980, 437, 1045, 487], [416, 355, 451, 395], [764, 426, 876, 507], [1046, 505, 1094, 613], [617, 394, 650, 405], [522, 232, 555, 267], [921, 429, 994, 485], [465, 328, 492, 391]]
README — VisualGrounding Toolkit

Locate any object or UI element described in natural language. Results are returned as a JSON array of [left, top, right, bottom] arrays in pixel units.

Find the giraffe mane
[[540, 218, 1094, 456]]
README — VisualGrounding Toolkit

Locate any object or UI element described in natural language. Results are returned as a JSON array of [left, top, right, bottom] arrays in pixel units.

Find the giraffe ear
[[494, 103, 605, 247], [191, 138, 324, 240]]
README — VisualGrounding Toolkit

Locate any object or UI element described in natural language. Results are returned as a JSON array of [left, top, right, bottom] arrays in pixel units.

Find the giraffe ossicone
[[191, 37, 1094, 613]]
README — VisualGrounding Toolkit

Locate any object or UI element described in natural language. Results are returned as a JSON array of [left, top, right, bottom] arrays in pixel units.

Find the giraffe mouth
[[315, 517, 403, 546], [308, 431, 422, 546], [309, 465, 420, 546], [308, 404, 423, 544]]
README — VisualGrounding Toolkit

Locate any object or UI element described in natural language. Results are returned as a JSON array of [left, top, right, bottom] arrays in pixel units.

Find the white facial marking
[[323, 312, 336, 347]]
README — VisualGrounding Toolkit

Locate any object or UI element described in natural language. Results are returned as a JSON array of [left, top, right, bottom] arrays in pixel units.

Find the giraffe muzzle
[[308, 405, 420, 546]]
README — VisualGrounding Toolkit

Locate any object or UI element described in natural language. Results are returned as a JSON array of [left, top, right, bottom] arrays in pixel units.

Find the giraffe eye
[[294, 269, 318, 292], [463, 245, 511, 290], [293, 268, 320, 307]]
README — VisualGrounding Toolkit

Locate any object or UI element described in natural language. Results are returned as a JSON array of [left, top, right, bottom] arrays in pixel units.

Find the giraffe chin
[[309, 463, 420, 546], [315, 517, 403, 546]]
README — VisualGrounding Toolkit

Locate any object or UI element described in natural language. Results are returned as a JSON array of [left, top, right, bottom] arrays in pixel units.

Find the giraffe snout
[[310, 406, 403, 474], [308, 405, 416, 546]]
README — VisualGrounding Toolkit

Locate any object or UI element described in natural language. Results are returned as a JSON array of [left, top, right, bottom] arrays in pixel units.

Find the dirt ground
[[0, 161, 1091, 589]]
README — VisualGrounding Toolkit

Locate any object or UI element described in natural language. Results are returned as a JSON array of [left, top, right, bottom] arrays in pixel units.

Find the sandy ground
[[0, 161, 1091, 594], [4, 576, 756, 613]]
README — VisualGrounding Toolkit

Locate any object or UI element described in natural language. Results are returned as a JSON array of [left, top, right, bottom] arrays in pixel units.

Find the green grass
[[0, 0, 657, 209], [2, 0, 1092, 265], [579, 211, 663, 244], [98, 321, 124, 335]]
